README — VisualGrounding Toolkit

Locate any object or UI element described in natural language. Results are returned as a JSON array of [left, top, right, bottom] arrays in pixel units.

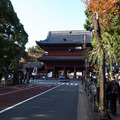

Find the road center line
[[0, 84, 62, 114]]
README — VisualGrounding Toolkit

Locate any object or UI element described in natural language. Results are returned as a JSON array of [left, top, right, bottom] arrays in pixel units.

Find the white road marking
[[0, 85, 62, 114], [31, 80, 80, 86]]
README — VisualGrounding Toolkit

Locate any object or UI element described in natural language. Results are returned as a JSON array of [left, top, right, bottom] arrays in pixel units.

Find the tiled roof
[[38, 56, 85, 61], [36, 30, 92, 44]]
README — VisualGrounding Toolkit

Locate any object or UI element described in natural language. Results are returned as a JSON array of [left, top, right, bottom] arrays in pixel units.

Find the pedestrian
[[0, 69, 3, 80], [81, 76, 84, 85], [117, 75, 120, 86], [105, 73, 110, 83], [105, 74, 110, 110], [117, 75, 120, 104], [106, 76, 120, 116]]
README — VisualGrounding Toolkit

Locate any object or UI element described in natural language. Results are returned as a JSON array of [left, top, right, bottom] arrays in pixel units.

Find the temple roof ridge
[[49, 30, 90, 35]]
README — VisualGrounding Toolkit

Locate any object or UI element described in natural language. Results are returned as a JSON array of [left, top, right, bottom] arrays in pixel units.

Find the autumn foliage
[[82, 0, 120, 29]]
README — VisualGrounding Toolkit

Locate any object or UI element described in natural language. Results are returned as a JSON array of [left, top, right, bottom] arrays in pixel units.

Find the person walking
[[106, 76, 120, 116], [105, 74, 110, 110], [117, 75, 120, 104]]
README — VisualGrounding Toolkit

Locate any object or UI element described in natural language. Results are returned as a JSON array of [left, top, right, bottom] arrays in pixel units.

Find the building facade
[[36, 30, 92, 79]]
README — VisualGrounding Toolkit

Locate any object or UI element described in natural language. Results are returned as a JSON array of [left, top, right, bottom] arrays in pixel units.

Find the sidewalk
[[77, 84, 120, 120], [77, 84, 99, 120]]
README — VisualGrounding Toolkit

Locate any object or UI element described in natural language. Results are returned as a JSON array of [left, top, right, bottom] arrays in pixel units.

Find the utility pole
[[92, 12, 106, 120]]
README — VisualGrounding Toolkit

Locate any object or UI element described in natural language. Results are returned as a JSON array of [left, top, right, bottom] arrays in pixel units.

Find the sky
[[10, 0, 87, 50]]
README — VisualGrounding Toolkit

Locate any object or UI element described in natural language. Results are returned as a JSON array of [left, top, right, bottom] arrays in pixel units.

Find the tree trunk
[[92, 13, 106, 119], [13, 70, 18, 85], [99, 51, 106, 119], [12, 59, 19, 85]]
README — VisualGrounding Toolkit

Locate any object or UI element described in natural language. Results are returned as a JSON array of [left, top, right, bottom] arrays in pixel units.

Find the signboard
[[75, 46, 82, 49]]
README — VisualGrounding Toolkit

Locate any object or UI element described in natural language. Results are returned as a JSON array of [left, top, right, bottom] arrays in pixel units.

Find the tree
[[0, 0, 28, 85], [83, 0, 120, 119], [83, 0, 120, 29], [84, 9, 94, 31], [101, 15, 120, 64], [26, 45, 44, 62], [84, 7, 120, 76]]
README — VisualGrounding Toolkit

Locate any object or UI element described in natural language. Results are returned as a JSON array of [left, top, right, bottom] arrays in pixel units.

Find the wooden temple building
[[36, 30, 92, 79]]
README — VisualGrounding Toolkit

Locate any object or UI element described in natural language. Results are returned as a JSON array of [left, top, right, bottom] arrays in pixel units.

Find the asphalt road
[[0, 82, 79, 120]]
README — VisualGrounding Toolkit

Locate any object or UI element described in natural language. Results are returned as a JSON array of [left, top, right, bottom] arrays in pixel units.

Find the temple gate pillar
[[63, 67, 67, 77], [52, 67, 55, 78], [74, 67, 76, 79], [45, 66, 48, 76]]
